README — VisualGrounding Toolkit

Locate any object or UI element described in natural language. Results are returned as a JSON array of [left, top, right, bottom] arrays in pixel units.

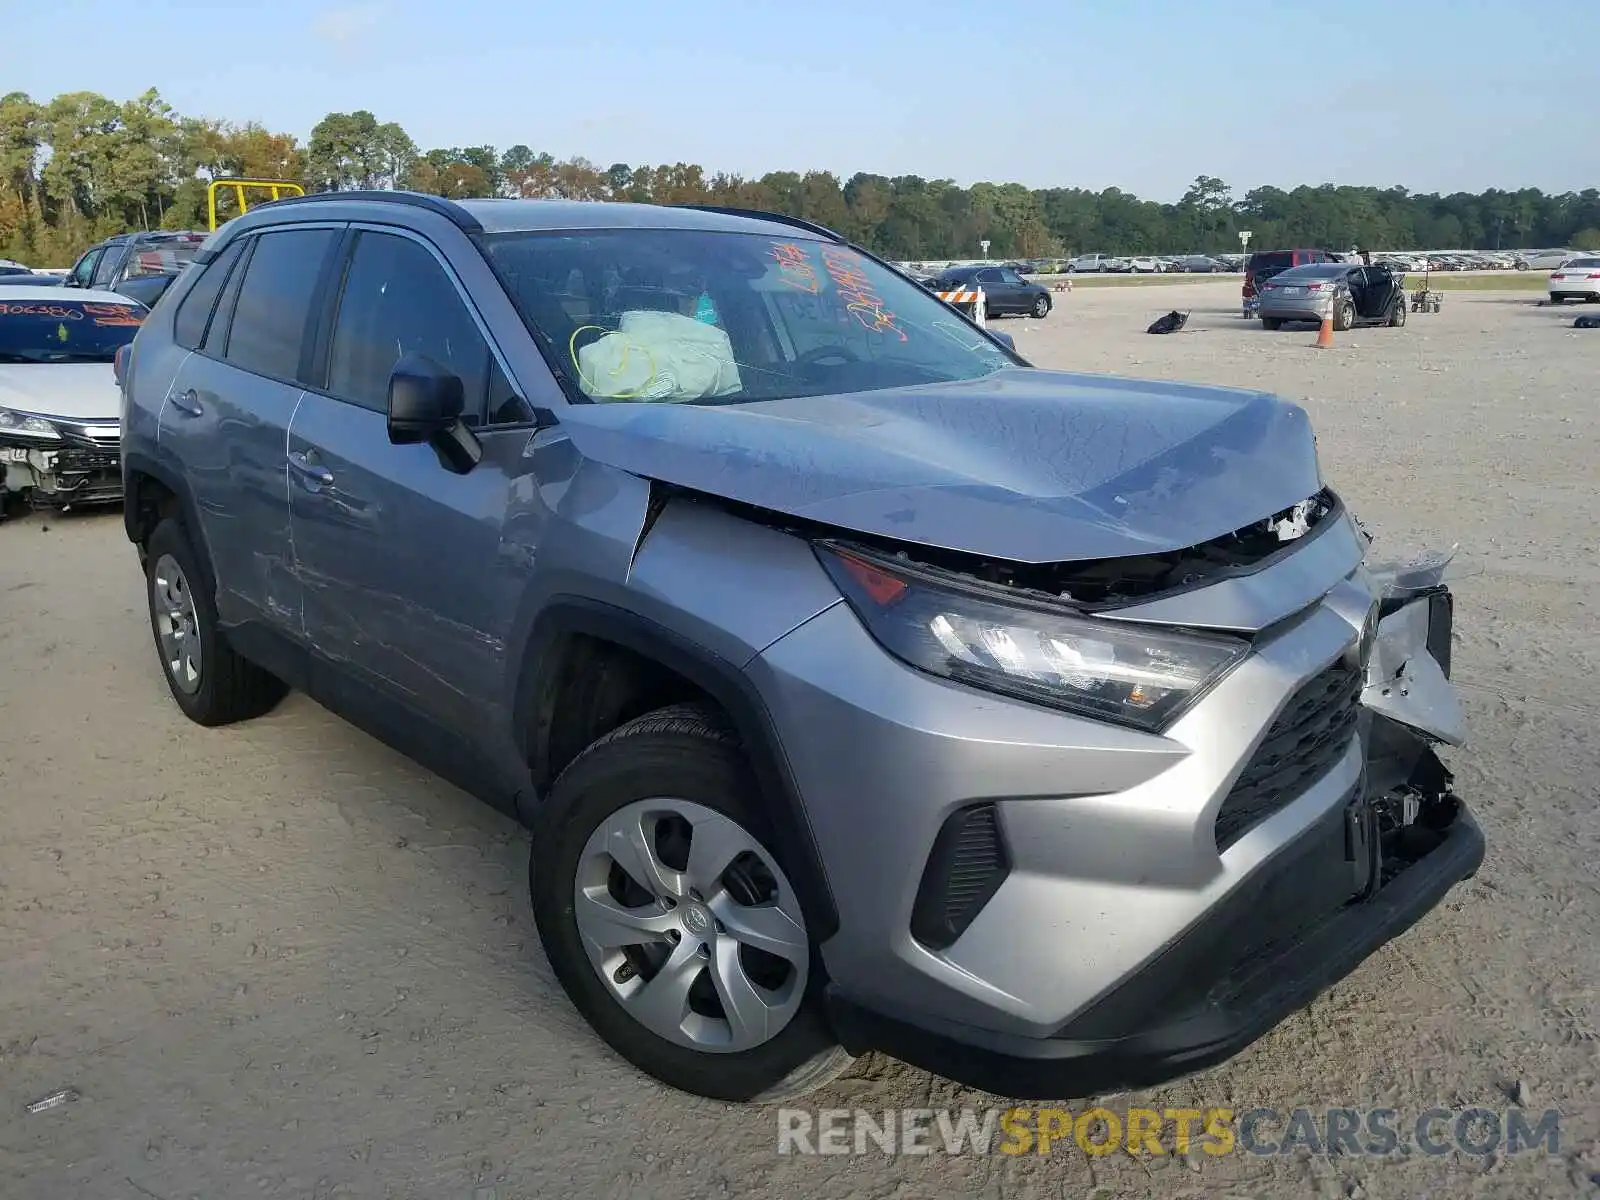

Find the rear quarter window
[[173, 240, 248, 350]]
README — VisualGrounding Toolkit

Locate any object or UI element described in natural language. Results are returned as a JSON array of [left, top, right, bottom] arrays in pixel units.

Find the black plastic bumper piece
[[826, 800, 1484, 1101]]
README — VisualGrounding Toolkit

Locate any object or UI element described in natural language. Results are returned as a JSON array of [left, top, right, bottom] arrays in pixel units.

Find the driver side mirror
[[387, 352, 481, 473], [988, 329, 1016, 352]]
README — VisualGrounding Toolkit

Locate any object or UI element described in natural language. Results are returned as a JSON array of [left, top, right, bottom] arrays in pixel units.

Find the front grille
[[1214, 661, 1362, 851], [910, 803, 1011, 951]]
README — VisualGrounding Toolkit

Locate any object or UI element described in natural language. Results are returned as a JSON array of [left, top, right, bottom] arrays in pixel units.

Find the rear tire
[[1389, 301, 1407, 327], [529, 703, 852, 1103], [1261, 317, 1283, 331], [144, 518, 287, 726]]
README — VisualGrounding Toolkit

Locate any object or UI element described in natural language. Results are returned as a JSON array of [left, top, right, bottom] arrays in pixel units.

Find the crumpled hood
[[556, 368, 1323, 563], [0, 362, 119, 423]]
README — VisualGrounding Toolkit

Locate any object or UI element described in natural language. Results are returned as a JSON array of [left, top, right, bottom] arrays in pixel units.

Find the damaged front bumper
[[819, 553, 1482, 1099], [0, 419, 122, 510]]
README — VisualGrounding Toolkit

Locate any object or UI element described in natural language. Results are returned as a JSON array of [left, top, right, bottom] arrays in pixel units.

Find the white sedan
[[1547, 257, 1600, 304], [0, 286, 147, 511]]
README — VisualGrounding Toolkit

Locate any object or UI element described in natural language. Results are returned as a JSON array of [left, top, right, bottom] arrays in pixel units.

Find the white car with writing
[[0, 287, 147, 512]]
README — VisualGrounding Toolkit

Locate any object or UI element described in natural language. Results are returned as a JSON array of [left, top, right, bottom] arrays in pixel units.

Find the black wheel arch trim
[[122, 451, 219, 597], [511, 597, 840, 940]]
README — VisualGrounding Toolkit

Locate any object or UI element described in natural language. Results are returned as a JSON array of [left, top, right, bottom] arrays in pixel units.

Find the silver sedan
[[1257, 263, 1407, 330]]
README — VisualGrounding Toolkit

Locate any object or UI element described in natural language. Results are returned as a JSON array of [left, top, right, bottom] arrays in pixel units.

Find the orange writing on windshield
[[819, 247, 907, 342], [82, 303, 145, 327], [770, 242, 820, 293]]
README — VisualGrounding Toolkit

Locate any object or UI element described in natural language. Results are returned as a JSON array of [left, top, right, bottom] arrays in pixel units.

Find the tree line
[[4, 89, 1598, 267]]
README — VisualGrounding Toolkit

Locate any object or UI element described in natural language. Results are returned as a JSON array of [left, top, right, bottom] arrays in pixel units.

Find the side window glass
[[999, 268, 1023, 284], [326, 231, 490, 418], [173, 240, 247, 351], [225, 227, 337, 382], [976, 268, 1002, 284], [69, 249, 102, 287], [487, 358, 534, 425], [90, 248, 122, 288]]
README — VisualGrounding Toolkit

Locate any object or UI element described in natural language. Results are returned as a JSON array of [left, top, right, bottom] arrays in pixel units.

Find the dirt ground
[[2, 282, 1597, 1199]]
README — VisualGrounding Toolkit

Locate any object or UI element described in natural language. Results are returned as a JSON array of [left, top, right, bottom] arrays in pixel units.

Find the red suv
[[1243, 249, 1332, 315]]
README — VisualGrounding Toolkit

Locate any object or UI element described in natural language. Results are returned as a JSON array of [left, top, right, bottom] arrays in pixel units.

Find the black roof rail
[[670, 204, 845, 243], [257, 189, 483, 233]]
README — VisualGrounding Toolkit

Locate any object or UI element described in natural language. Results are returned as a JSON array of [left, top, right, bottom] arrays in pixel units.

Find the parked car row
[[1062, 253, 1242, 274]]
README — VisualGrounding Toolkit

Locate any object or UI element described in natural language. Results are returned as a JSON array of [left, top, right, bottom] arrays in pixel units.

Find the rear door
[[158, 223, 344, 631], [995, 266, 1030, 312], [286, 225, 530, 738]]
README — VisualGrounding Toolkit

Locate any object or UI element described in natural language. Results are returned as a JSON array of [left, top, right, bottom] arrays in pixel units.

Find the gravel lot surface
[[2, 282, 1596, 1198]]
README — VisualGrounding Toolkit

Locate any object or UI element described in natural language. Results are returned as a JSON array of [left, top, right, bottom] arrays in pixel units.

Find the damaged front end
[[0, 416, 122, 512], [1356, 546, 1474, 896]]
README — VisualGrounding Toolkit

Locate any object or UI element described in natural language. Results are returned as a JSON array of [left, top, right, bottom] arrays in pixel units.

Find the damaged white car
[[0, 287, 146, 513]]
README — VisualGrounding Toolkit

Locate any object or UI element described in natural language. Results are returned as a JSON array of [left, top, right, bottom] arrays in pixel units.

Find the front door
[[64, 247, 103, 290], [286, 226, 532, 740], [974, 267, 1006, 313]]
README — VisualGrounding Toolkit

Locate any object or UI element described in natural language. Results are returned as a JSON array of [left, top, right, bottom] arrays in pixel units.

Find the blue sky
[[11, 0, 1598, 200]]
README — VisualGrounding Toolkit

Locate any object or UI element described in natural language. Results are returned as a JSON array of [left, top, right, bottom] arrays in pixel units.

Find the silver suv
[[119, 193, 1482, 1102]]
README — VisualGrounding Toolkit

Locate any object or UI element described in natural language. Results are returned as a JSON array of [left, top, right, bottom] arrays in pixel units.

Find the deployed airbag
[[575, 310, 742, 402]]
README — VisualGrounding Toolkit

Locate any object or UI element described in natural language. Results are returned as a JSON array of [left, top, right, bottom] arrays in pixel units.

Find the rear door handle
[[287, 449, 334, 486], [166, 388, 202, 417]]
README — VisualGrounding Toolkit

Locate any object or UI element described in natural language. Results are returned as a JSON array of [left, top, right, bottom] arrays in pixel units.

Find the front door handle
[[166, 388, 202, 417], [288, 449, 334, 486]]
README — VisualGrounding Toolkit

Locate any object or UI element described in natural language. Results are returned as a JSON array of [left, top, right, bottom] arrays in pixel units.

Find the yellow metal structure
[[207, 178, 307, 231]]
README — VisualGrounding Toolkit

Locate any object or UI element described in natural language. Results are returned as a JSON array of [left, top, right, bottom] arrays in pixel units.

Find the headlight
[[0, 408, 61, 440], [817, 544, 1249, 732]]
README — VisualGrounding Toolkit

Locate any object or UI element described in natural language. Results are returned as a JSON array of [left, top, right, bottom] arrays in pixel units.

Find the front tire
[[530, 704, 851, 1102], [1333, 299, 1356, 331], [144, 518, 286, 726], [1261, 317, 1283, 330], [1031, 294, 1051, 318], [1389, 301, 1407, 327]]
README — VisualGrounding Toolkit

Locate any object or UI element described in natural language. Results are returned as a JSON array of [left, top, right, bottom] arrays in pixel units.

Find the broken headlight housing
[[818, 543, 1249, 733], [0, 408, 62, 440]]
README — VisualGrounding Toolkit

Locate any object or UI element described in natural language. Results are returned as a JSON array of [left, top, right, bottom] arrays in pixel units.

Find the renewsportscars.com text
[[777, 1106, 1562, 1158]]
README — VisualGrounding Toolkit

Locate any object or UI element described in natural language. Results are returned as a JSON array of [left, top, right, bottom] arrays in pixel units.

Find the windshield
[[1246, 252, 1293, 277], [482, 228, 1017, 405], [1273, 264, 1349, 282], [0, 298, 146, 362]]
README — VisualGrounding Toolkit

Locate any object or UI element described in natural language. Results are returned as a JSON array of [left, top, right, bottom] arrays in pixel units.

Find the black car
[[927, 265, 1052, 319], [61, 230, 209, 307]]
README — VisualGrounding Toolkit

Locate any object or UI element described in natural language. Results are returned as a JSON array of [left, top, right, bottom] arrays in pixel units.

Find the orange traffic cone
[[1315, 311, 1335, 348]]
